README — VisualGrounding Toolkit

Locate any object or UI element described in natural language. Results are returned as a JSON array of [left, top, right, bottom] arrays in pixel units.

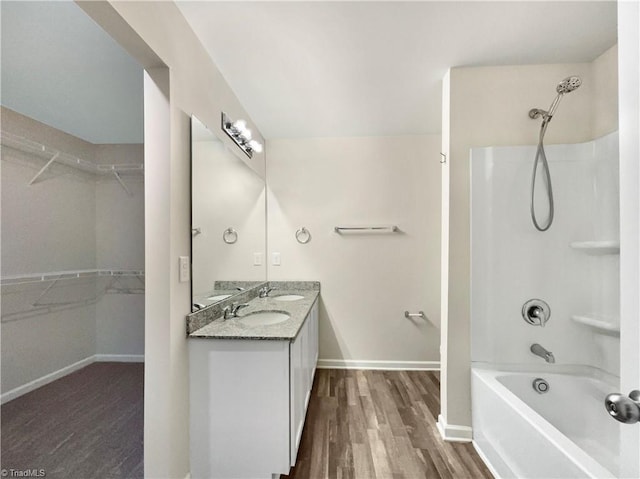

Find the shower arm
[[546, 93, 564, 118]]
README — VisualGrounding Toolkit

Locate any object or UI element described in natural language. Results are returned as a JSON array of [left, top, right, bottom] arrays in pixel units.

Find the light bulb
[[249, 140, 263, 153], [243, 129, 252, 141], [232, 120, 246, 134]]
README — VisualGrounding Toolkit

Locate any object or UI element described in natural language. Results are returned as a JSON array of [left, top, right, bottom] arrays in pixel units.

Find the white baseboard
[[1, 354, 145, 404], [436, 414, 473, 442], [317, 359, 440, 370], [1, 355, 94, 405], [95, 354, 144, 362]]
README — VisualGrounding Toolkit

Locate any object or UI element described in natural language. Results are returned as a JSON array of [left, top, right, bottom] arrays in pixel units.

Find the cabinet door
[[190, 339, 290, 478], [301, 308, 311, 395], [308, 301, 319, 380], [289, 328, 305, 466], [289, 302, 320, 467]]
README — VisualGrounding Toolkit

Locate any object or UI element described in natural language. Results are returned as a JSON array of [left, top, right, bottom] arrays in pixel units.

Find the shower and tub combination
[[470, 77, 625, 478]]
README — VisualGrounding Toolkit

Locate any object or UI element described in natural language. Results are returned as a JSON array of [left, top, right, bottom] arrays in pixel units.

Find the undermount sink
[[207, 294, 232, 302], [273, 294, 304, 302], [239, 311, 290, 326]]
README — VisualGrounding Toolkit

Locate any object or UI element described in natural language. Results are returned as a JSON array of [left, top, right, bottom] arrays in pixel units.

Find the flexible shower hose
[[530, 118, 554, 232]]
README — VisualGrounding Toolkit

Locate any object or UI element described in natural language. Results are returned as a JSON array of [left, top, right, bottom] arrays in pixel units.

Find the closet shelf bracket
[[113, 171, 133, 196], [28, 152, 60, 185]]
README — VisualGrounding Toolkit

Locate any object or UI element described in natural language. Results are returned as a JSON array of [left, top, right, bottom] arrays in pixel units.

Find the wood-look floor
[[1, 362, 143, 479], [283, 369, 493, 479]]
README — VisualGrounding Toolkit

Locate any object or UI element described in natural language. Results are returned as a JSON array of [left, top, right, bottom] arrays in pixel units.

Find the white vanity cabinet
[[289, 300, 318, 465], [189, 300, 319, 479]]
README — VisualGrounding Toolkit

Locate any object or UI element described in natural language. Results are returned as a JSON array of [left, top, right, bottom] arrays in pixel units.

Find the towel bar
[[404, 311, 426, 320], [334, 225, 399, 234]]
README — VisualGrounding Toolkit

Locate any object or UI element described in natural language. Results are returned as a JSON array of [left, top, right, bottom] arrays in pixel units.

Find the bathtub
[[472, 366, 620, 478]]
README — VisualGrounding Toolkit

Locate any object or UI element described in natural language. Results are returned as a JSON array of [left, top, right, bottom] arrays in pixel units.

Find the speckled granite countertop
[[188, 289, 319, 341]]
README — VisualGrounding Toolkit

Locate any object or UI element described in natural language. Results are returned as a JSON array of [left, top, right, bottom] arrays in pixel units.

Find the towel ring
[[295, 227, 311, 244], [223, 227, 238, 244]]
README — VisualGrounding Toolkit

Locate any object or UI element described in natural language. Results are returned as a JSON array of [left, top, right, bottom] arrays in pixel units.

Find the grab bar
[[334, 225, 399, 234]]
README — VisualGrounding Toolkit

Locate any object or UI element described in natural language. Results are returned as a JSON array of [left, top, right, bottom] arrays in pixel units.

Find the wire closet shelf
[[0, 130, 143, 195], [1, 269, 145, 287]]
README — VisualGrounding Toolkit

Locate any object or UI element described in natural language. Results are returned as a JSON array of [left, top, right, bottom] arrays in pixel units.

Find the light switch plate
[[272, 252, 281, 266], [254, 252, 263, 266], [179, 256, 190, 282]]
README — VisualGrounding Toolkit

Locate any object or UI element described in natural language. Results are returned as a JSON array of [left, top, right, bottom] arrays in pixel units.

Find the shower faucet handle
[[522, 299, 551, 327]]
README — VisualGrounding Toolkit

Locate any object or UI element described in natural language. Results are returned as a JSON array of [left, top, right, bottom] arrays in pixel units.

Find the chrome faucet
[[522, 299, 551, 327], [223, 303, 250, 320], [531, 343, 555, 363], [529, 307, 546, 325], [259, 286, 273, 298]]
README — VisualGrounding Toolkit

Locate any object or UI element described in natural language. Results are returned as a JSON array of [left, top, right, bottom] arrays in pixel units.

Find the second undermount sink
[[207, 294, 232, 302], [273, 294, 305, 302], [239, 311, 290, 326]]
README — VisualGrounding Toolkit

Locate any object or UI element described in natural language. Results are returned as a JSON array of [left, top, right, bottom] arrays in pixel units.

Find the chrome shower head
[[556, 76, 581, 94], [530, 76, 582, 121]]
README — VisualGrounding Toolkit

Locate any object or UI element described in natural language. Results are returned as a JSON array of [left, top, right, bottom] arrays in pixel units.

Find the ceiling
[[177, 1, 617, 139], [0, 2, 617, 143], [1, 1, 143, 144]]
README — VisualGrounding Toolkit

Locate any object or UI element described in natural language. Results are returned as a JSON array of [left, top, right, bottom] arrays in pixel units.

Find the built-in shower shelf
[[569, 241, 620, 255], [571, 314, 620, 337]]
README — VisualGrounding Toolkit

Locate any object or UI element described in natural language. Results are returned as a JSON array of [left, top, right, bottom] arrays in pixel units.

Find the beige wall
[[267, 135, 441, 365], [592, 45, 619, 139], [442, 46, 619, 428], [78, 2, 267, 477]]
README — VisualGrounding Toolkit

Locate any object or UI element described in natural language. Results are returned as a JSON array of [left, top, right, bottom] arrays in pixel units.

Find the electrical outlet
[[179, 256, 190, 283]]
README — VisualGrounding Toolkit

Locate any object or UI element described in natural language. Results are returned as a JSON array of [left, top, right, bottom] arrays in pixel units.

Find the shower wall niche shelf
[[569, 241, 620, 255], [571, 314, 620, 337], [1, 130, 143, 195]]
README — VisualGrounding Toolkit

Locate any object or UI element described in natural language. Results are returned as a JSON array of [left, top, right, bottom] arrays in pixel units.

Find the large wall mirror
[[190, 116, 267, 311]]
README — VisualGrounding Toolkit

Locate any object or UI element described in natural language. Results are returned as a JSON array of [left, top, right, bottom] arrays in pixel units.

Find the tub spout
[[531, 343, 555, 363]]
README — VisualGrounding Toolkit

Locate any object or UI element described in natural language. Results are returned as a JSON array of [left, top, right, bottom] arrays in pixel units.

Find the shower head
[[530, 75, 582, 121], [556, 76, 582, 94]]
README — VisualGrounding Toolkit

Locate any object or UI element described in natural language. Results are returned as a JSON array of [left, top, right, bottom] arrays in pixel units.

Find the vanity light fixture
[[221, 112, 263, 158]]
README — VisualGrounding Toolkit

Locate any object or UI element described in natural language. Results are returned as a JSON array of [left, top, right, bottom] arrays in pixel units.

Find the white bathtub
[[472, 366, 620, 478]]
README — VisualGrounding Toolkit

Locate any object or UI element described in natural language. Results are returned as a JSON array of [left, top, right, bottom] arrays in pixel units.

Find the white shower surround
[[470, 131, 620, 477]]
